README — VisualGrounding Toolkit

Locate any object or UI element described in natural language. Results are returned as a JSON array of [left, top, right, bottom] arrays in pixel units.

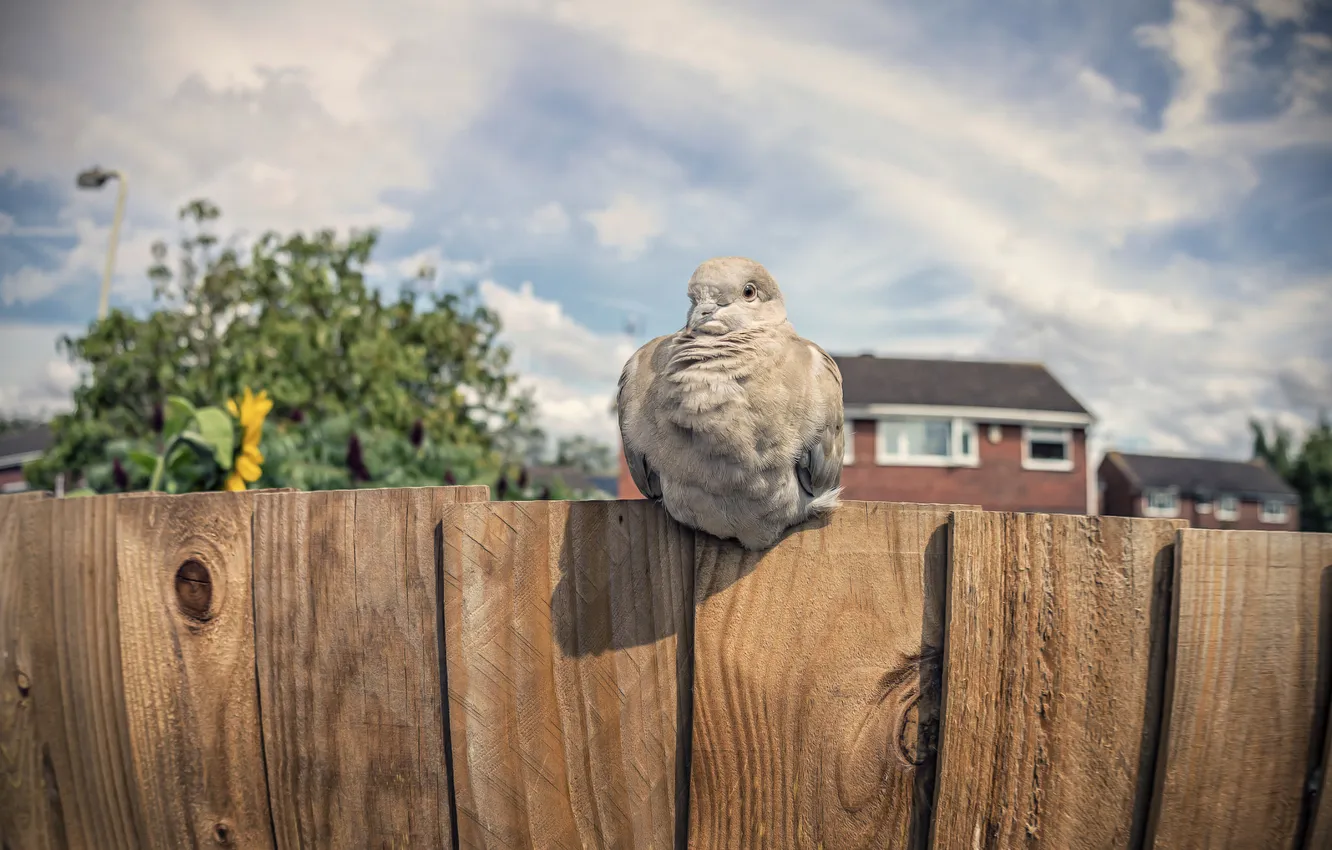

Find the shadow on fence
[[2, 487, 1332, 849]]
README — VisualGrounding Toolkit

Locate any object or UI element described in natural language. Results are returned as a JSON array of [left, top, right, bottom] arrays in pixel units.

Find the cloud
[[0, 0, 1328, 466], [0, 323, 83, 418], [526, 202, 571, 236], [582, 193, 663, 259], [478, 278, 634, 445]]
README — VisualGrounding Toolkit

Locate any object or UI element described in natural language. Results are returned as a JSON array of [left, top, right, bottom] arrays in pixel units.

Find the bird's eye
[[742, 283, 758, 300]]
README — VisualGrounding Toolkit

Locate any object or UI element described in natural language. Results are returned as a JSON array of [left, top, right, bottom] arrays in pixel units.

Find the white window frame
[[1142, 487, 1180, 518], [1216, 494, 1239, 521], [874, 417, 979, 468], [843, 418, 854, 465], [1260, 500, 1289, 525], [1195, 499, 1213, 515], [1021, 426, 1074, 472]]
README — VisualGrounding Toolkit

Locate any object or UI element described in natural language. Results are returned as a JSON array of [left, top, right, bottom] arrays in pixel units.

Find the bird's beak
[[688, 300, 722, 333]]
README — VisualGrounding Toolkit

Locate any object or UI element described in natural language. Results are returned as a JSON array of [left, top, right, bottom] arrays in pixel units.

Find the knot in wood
[[212, 821, 232, 845], [175, 558, 214, 621], [15, 670, 30, 698]]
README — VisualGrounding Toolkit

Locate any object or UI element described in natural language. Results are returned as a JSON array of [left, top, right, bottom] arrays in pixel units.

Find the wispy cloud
[[0, 0, 1328, 460]]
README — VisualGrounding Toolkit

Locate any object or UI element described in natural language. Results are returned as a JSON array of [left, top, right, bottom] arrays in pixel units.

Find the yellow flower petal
[[227, 398, 240, 417], [224, 471, 246, 491], [236, 454, 262, 482], [242, 443, 264, 465]]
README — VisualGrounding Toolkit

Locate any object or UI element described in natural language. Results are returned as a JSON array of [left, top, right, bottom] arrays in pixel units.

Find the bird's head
[[684, 256, 787, 336]]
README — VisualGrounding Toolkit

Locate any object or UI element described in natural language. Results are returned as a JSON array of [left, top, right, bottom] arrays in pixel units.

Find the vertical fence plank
[[1148, 529, 1324, 849], [0, 492, 57, 850], [116, 491, 274, 849], [931, 512, 1183, 848], [1302, 533, 1332, 849], [252, 485, 486, 848], [441, 499, 692, 849], [689, 502, 958, 849]]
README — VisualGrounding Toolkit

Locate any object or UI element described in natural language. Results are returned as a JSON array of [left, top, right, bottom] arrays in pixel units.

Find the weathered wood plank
[[116, 491, 274, 849], [1148, 529, 1326, 849], [1302, 533, 1332, 849], [931, 511, 1184, 849], [252, 485, 486, 848], [441, 499, 692, 849], [0, 491, 60, 850], [689, 501, 956, 849]]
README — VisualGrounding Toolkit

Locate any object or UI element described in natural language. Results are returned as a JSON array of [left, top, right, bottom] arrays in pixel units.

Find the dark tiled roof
[[831, 354, 1092, 416], [1109, 452, 1298, 501], [0, 425, 52, 466]]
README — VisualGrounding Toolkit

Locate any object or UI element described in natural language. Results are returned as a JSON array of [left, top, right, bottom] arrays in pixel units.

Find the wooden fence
[[1, 486, 1330, 849]]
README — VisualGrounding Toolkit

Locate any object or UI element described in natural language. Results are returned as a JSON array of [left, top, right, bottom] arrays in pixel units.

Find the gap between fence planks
[[439, 498, 693, 850], [1148, 529, 1332, 850], [931, 512, 1185, 849], [252, 485, 487, 849]]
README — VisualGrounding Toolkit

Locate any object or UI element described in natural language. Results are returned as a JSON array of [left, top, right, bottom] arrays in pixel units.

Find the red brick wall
[[1171, 495, 1298, 531], [840, 421, 1089, 513], [1097, 456, 1138, 517], [620, 422, 1090, 512], [0, 466, 28, 491], [618, 449, 645, 500]]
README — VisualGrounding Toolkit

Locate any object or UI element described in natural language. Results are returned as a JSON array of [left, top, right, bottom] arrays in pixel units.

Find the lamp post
[[75, 166, 128, 321]]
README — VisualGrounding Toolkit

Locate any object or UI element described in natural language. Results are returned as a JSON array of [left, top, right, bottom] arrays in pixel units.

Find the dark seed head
[[112, 457, 129, 490]]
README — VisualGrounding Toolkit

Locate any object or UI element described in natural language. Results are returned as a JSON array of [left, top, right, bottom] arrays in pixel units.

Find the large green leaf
[[125, 449, 159, 477], [192, 406, 236, 470], [164, 396, 197, 441]]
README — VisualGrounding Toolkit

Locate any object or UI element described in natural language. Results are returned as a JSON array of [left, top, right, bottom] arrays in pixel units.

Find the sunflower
[[224, 386, 273, 491]]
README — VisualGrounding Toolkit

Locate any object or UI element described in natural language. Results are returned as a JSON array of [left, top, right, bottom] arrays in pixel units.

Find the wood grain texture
[[252, 485, 486, 849], [1304, 534, 1332, 850], [931, 511, 1184, 849], [689, 501, 958, 849], [0, 491, 60, 850], [441, 499, 692, 849], [116, 491, 275, 849], [1149, 529, 1328, 850]]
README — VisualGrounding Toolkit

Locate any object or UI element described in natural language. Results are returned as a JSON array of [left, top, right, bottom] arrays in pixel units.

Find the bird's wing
[[796, 341, 845, 499], [617, 337, 665, 500]]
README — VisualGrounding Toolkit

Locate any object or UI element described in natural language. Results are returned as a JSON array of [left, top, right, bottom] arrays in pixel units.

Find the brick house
[[618, 354, 1097, 514], [0, 425, 51, 494], [1098, 451, 1300, 531]]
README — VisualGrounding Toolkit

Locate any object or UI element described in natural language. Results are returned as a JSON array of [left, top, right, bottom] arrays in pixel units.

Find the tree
[[25, 199, 543, 490], [554, 434, 616, 476], [1251, 414, 1332, 533]]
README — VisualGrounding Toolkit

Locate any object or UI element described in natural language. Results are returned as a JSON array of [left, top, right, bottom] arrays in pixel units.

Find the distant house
[[0, 425, 52, 494], [1098, 451, 1300, 531], [619, 354, 1097, 514]]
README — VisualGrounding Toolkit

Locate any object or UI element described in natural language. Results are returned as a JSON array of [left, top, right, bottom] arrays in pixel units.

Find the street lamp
[[75, 166, 128, 321]]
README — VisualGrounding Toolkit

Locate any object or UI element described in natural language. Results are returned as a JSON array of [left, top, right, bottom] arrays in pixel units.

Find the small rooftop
[[1106, 451, 1298, 502], [0, 425, 52, 467], [831, 354, 1093, 416]]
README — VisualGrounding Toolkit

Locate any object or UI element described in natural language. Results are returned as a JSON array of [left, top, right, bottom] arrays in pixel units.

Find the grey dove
[[617, 256, 845, 550]]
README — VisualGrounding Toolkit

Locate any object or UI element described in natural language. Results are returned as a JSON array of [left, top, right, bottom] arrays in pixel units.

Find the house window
[[1021, 426, 1074, 472], [875, 417, 979, 467], [1195, 499, 1213, 514], [1, 480, 30, 494], [1216, 495, 1239, 521], [1143, 488, 1179, 518], [1261, 500, 1288, 524], [843, 419, 855, 465]]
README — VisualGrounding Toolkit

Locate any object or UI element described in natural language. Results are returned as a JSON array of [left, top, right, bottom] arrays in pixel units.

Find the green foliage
[[256, 415, 570, 499], [554, 434, 616, 477], [64, 393, 243, 495], [1251, 414, 1332, 533], [25, 198, 540, 490]]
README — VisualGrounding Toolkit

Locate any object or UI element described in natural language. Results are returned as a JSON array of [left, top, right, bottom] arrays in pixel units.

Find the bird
[[617, 256, 845, 550]]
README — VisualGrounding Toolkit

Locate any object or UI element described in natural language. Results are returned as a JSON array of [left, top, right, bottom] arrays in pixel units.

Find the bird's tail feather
[[807, 486, 842, 516]]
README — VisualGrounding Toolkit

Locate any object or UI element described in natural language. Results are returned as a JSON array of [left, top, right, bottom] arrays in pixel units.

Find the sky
[[0, 0, 1329, 463]]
